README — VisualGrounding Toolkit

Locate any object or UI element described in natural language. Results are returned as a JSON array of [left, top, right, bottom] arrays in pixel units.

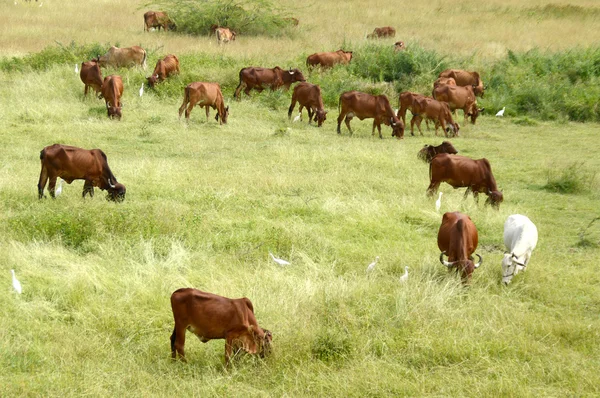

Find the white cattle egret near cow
[[366, 256, 379, 273], [399, 266, 409, 282], [75, 63, 79, 74], [496, 107, 505, 117], [139, 83, 144, 97], [435, 192, 443, 212], [55, 178, 63, 196], [502, 214, 538, 285], [11, 270, 22, 294], [269, 252, 290, 266], [293, 114, 301, 122]]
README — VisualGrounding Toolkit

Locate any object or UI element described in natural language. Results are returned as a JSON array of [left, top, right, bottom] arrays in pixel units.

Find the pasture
[[1, 0, 600, 396]]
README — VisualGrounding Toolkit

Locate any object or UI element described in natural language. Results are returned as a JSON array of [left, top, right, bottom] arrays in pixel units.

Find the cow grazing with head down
[[79, 59, 103, 98], [178, 82, 229, 124], [433, 84, 484, 125], [337, 91, 404, 139], [101, 75, 123, 120], [418, 141, 458, 163], [409, 96, 460, 137], [288, 82, 327, 127], [306, 50, 353, 69], [170, 288, 272, 366], [216, 27, 236, 44], [367, 26, 396, 39], [38, 144, 126, 201], [438, 212, 482, 283], [144, 11, 175, 31], [98, 46, 147, 70], [502, 214, 538, 285], [147, 54, 180, 88], [427, 153, 503, 208], [394, 41, 406, 51], [234, 66, 305, 99], [438, 69, 485, 97]]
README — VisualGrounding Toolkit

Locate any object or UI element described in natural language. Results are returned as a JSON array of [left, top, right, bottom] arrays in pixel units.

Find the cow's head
[[440, 251, 482, 282], [168, 21, 177, 31], [215, 106, 229, 124], [486, 190, 503, 209], [466, 105, 483, 124], [394, 41, 405, 51], [107, 104, 122, 120], [259, 329, 273, 358], [390, 117, 404, 139], [286, 68, 306, 83], [147, 74, 159, 88], [501, 252, 526, 285], [314, 109, 327, 127], [106, 180, 126, 202], [446, 122, 460, 137]]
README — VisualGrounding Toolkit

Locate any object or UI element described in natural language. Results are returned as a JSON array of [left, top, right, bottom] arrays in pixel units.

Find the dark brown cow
[[409, 97, 460, 137], [306, 50, 353, 69], [178, 82, 229, 124], [101, 75, 123, 120], [337, 91, 404, 139], [432, 84, 484, 124], [367, 26, 396, 39], [394, 41, 406, 52], [79, 59, 103, 98], [234, 66, 306, 99], [144, 11, 175, 31], [437, 212, 482, 283], [170, 288, 272, 365], [288, 82, 327, 127], [98, 46, 147, 70], [38, 144, 126, 201], [215, 27, 236, 43], [427, 154, 503, 208], [417, 141, 458, 163], [147, 54, 180, 88], [438, 69, 485, 97]]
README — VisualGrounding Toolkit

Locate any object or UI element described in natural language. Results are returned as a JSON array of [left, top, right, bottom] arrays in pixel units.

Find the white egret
[[139, 83, 144, 97], [435, 192, 443, 212], [366, 256, 379, 273], [293, 114, 301, 122], [11, 270, 22, 294], [399, 266, 409, 283], [496, 107, 505, 117], [269, 252, 290, 266], [75, 63, 79, 74], [55, 178, 63, 196]]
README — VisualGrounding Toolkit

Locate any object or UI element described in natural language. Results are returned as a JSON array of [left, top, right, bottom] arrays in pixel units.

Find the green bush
[[544, 162, 597, 194]]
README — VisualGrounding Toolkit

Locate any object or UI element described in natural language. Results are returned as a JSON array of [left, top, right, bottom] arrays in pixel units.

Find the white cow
[[502, 214, 538, 284]]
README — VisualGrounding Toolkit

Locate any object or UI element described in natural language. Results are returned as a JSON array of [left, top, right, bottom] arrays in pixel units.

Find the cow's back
[[504, 215, 538, 253], [438, 212, 478, 254]]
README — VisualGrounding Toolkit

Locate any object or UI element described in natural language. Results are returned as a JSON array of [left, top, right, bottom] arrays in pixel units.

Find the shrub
[[544, 162, 597, 194]]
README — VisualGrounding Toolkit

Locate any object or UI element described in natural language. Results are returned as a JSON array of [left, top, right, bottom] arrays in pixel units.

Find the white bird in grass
[[399, 266, 409, 283], [496, 106, 505, 117], [366, 256, 379, 273], [11, 270, 22, 294], [269, 252, 290, 266], [139, 83, 144, 97], [75, 63, 79, 74], [435, 192, 443, 212], [293, 113, 301, 122], [55, 178, 63, 196]]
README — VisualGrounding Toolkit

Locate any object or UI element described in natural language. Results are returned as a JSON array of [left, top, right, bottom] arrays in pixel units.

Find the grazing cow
[[178, 82, 229, 124], [306, 50, 353, 69], [144, 11, 175, 31], [394, 41, 405, 51], [433, 77, 456, 90], [216, 27, 236, 44], [417, 141, 458, 163], [234, 66, 306, 99], [438, 212, 482, 283], [101, 75, 124, 120], [288, 82, 327, 127], [502, 214, 538, 285], [397, 91, 426, 125], [147, 54, 180, 88], [337, 91, 404, 139], [433, 84, 484, 124], [438, 69, 485, 97], [79, 59, 103, 98], [367, 26, 396, 39], [98, 46, 147, 70], [170, 288, 272, 365], [38, 144, 126, 201], [427, 154, 503, 208], [409, 97, 460, 137]]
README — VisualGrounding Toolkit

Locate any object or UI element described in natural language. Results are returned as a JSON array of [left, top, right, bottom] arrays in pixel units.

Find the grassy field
[[1, 0, 600, 396]]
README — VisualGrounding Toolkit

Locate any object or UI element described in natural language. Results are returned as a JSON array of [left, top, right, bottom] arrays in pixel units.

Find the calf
[[417, 141, 458, 163], [394, 41, 406, 52], [288, 82, 327, 127], [502, 214, 538, 285], [367, 26, 396, 39], [79, 59, 103, 98], [170, 288, 272, 365], [178, 82, 229, 124], [216, 27, 236, 43], [438, 212, 482, 283], [306, 50, 353, 69], [409, 97, 460, 137], [147, 54, 180, 88], [337, 91, 404, 139], [101, 75, 124, 120]]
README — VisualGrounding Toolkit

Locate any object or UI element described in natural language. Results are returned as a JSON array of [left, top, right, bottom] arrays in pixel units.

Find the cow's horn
[[439, 252, 453, 267], [108, 179, 116, 188], [289, 70, 295, 75], [474, 254, 483, 268]]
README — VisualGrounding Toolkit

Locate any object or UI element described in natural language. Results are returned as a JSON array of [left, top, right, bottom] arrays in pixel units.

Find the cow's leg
[[172, 326, 186, 361], [205, 105, 210, 122], [234, 83, 244, 100], [438, 119, 448, 137], [48, 176, 57, 199], [427, 181, 440, 197], [415, 116, 424, 136], [224, 336, 234, 367], [185, 99, 196, 120], [463, 187, 471, 200], [178, 98, 188, 119], [287, 98, 297, 120], [38, 166, 48, 199], [82, 181, 94, 198], [336, 110, 346, 134], [344, 116, 354, 135], [84, 84, 89, 98], [372, 120, 383, 139]]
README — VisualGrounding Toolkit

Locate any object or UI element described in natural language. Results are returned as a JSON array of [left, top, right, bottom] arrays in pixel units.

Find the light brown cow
[[170, 288, 272, 365], [98, 46, 147, 70], [216, 27, 236, 43], [144, 11, 175, 31], [437, 212, 482, 283], [178, 82, 229, 124], [394, 41, 406, 52], [337, 91, 404, 139], [433, 77, 456, 90], [38, 144, 126, 201], [147, 54, 180, 88], [234, 66, 306, 99], [432, 84, 484, 124], [101, 75, 124, 120], [397, 92, 426, 125], [438, 69, 485, 97], [367, 26, 396, 39], [288, 82, 327, 127], [409, 97, 460, 137], [79, 59, 103, 98], [306, 50, 353, 69]]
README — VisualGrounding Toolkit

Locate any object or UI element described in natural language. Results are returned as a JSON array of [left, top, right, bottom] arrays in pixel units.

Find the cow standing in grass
[[288, 82, 327, 127], [234, 66, 305, 99], [337, 91, 404, 139], [101, 75, 123, 120], [178, 82, 229, 124], [79, 59, 103, 98], [502, 214, 538, 285], [147, 54, 180, 88]]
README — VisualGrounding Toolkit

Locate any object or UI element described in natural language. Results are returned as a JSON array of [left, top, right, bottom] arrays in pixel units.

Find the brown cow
[[397, 92, 426, 125], [178, 82, 229, 124], [367, 26, 396, 39], [438, 69, 485, 97], [216, 27, 236, 44], [432, 84, 484, 124], [417, 141, 458, 163], [337, 91, 404, 139], [427, 154, 503, 208], [433, 77, 456, 90], [306, 50, 353, 69], [409, 97, 460, 137], [288, 82, 327, 127], [38, 144, 126, 201], [234, 66, 306, 99], [79, 59, 103, 98], [147, 54, 180, 88], [170, 288, 272, 365], [394, 41, 406, 52], [437, 212, 482, 283], [144, 11, 175, 31], [98, 46, 147, 70], [101, 75, 124, 120]]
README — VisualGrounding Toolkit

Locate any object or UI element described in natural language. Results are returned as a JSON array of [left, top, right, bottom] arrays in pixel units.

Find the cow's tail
[[234, 68, 245, 99], [170, 327, 177, 354], [142, 50, 147, 70], [338, 96, 342, 114]]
